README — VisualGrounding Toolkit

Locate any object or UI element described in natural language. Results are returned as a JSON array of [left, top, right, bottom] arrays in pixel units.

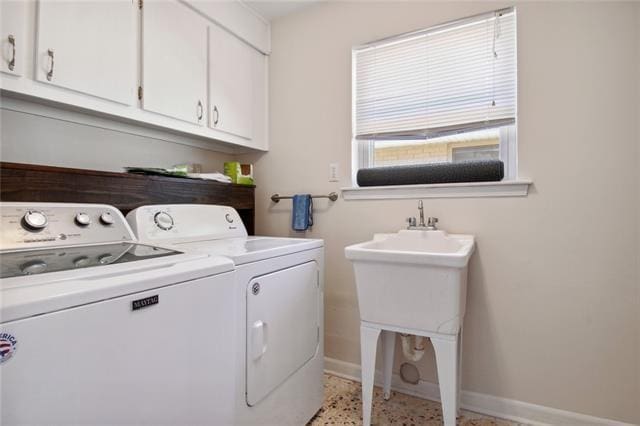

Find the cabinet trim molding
[[0, 95, 247, 154]]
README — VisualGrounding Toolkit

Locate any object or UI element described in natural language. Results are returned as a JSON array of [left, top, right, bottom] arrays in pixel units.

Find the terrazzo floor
[[308, 374, 522, 426]]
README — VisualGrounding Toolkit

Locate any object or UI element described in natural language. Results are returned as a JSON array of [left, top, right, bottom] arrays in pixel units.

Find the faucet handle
[[406, 217, 416, 228], [427, 217, 438, 230]]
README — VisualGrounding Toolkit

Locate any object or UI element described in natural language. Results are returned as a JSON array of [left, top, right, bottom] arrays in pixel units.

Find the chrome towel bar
[[271, 192, 339, 203]]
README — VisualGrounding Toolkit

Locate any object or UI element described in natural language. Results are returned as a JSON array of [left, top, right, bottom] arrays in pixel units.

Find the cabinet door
[[35, 0, 136, 105], [1, 0, 27, 76], [142, 0, 207, 125], [209, 24, 253, 139]]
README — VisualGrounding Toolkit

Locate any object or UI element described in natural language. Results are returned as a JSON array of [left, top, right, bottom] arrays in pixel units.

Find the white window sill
[[341, 179, 532, 200]]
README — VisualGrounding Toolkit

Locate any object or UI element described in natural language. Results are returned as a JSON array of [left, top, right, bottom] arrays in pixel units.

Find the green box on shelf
[[224, 162, 254, 185]]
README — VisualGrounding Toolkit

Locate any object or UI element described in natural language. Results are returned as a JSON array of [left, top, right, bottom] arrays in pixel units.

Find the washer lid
[[1, 249, 233, 323], [0, 242, 181, 279], [173, 236, 323, 265]]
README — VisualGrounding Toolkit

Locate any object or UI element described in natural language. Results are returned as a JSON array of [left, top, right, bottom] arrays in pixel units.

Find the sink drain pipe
[[400, 334, 428, 362]]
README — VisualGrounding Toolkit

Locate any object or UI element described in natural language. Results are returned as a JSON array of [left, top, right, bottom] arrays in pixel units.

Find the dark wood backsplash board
[[0, 162, 256, 234]]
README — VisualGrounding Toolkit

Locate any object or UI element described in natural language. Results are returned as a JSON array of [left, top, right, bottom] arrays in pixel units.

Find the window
[[452, 144, 499, 163], [452, 144, 499, 162], [352, 8, 517, 181]]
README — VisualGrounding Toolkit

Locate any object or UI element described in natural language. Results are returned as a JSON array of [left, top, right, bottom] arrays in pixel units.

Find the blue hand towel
[[292, 194, 313, 231]]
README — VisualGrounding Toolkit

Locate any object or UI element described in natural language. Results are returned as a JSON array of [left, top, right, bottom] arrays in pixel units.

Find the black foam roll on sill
[[356, 160, 504, 187]]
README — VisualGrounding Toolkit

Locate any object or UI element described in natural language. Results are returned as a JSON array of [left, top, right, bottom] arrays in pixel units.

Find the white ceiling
[[244, 1, 320, 21]]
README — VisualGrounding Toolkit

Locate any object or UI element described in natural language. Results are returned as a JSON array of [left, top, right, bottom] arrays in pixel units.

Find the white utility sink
[[345, 229, 475, 333], [345, 225, 475, 426], [346, 229, 474, 266]]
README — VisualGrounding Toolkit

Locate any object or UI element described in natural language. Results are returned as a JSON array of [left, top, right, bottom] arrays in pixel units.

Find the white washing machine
[[0, 202, 236, 425], [127, 204, 325, 426]]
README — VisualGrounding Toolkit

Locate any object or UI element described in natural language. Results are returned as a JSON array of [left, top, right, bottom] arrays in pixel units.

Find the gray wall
[[241, 1, 640, 423]]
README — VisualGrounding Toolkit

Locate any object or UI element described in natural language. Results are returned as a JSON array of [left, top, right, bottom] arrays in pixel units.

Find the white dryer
[[0, 202, 236, 425], [127, 204, 325, 426]]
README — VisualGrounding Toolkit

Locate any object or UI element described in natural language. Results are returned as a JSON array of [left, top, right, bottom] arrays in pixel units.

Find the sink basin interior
[[361, 230, 472, 255]]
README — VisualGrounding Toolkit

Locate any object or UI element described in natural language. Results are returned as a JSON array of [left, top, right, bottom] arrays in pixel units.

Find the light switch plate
[[329, 163, 339, 182]]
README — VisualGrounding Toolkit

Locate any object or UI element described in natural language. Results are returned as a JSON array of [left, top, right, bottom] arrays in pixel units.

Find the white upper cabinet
[[186, 0, 271, 54], [35, 0, 136, 105], [141, 0, 207, 125], [1, 0, 27, 76], [209, 24, 253, 140], [250, 49, 268, 151], [0, 0, 268, 152]]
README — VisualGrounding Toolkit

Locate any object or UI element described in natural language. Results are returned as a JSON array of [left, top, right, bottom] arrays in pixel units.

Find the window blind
[[353, 8, 516, 140]]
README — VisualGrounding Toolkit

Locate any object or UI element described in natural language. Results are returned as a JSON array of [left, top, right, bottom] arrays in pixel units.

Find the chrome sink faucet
[[418, 200, 425, 227], [406, 200, 438, 230]]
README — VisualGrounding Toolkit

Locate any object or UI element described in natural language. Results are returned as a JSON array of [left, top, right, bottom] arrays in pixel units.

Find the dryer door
[[246, 261, 319, 406]]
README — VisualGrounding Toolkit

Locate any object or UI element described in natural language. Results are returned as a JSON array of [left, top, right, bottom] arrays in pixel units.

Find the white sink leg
[[456, 327, 463, 416], [360, 323, 462, 426], [432, 335, 459, 426], [381, 330, 395, 401], [360, 324, 381, 426]]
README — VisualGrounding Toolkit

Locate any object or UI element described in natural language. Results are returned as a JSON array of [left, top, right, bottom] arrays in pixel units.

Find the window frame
[[350, 7, 523, 192]]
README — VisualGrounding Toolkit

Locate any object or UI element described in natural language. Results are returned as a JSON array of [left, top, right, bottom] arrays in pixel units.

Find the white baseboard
[[324, 357, 633, 426]]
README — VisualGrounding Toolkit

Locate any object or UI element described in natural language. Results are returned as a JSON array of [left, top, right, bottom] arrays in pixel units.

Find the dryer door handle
[[251, 320, 268, 361]]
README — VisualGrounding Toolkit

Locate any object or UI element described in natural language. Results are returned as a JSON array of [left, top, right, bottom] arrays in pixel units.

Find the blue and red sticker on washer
[[0, 332, 18, 364]]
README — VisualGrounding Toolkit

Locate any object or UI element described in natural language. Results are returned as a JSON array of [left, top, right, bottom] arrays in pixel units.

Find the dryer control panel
[[0, 203, 135, 250], [126, 204, 248, 243]]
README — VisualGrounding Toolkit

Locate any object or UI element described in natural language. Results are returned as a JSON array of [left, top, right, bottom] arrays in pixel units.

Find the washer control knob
[[73, 256, 91, 268], [98, 254, 114, 264], [225, 213, 234, 223], [154, 211, 174, 231], [99, 212, 114, 226], [21, 260, 47, 275], [23, 210, 48, 231], [75, 212, 91, 227]]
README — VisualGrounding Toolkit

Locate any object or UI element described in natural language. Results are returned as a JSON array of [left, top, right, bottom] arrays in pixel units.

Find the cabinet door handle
[[8, 34, 15, 71], [46, 49, 54, 81], [197, 100, 203, 121], [213, 105, 219, 126]]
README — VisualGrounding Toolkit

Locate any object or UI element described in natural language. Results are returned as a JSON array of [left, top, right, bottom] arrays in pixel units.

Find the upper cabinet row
[[0, 0, 268, 151]]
